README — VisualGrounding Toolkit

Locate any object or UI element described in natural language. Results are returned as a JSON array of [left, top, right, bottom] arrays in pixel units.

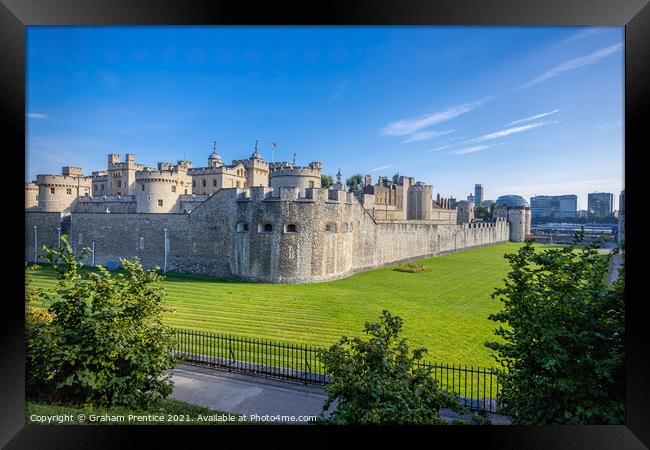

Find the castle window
[[341, 223, 349, 232], [288, 245, 294, 259], [141, 184, 145, 191], [325, 223, 337, 233], [172, 185, 176, 193], [66, 188, 72, 195], [202, 179, 206, 187], [258, 223, 273, 233], [309, 181, 314, 188], [158, 199, 163, 207], [184, 189, 188, 194], [94, 184, 98, 191], [284, 224, 298, 233], [236, 222, 249, 233], [213, 179, 217, 187], [236, 181, 241, 188], [117, 180, 122, 187], [139, 237, 144, 250], [101, 184, 105, 191], [50, 187, 55, 194], [192, 180, 196, 187]]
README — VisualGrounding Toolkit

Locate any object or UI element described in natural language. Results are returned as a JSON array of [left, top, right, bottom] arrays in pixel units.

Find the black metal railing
[[171, 328, 501, 413], [172, 328, 328, 385]]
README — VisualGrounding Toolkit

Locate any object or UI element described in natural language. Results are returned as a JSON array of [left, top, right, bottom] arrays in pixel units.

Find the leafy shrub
[[485, 236, 624, 424], [26, 235, 179, 408], [318, 310, 461, 424], [394, 263, 426, 273]]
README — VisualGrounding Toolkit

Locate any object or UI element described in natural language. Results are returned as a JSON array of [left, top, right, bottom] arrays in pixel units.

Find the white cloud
[[371, 165, 392, 172], [428, 144, 455, 153], [597, 121, 623, 130], [505, 109, 561, 126], [519, 42, 623, 89], [468, 122, 552, 144], [452, 144, 497, 155], [556, 28, 608, 46], [27, 113, 48, 119], [403, 129, 454, 143], [331, 80, 350, 100], [381, 98, 491, 136]]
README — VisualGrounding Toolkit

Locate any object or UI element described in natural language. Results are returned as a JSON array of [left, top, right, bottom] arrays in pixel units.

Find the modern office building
[[474, 184, 484, 206], [588, 192, 614, 217], [530, 195, 578, 218]]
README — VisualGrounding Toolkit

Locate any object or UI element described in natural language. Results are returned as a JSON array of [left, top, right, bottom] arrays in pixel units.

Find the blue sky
[[26, 26, 624, 210]]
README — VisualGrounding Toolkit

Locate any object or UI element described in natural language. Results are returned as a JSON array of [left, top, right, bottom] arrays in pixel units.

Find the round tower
[[25, 182, 39, 210], [36, 173, 91, 214], [135, 170, 187, 213], [495, 195, 531, 242], [270, 161, 322, 191]]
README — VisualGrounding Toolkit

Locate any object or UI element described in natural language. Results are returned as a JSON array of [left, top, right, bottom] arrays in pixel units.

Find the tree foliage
[[318, 310, 461, 424], [474, 205, 492, 221], [26, 235, 179, 408], [345, 173, 364, 191], [321, 174, 334, 188], [485, 234, 624, 424]]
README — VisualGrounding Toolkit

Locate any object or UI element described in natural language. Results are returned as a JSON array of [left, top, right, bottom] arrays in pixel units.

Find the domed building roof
[[495, 195, 529, 208]]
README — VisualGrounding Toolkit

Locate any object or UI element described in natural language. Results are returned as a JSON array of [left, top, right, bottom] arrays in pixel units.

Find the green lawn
[[26, 242, 560, 368]]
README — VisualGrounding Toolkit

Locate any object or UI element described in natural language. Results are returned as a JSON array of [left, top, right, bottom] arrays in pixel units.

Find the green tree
[[318, 310, 461, 424], [485, 235, 624, 424], [321, 174, 334, 188], [345, 173, 364, 191], [474, 205, 491, 221], [26, 235, 179, 407]]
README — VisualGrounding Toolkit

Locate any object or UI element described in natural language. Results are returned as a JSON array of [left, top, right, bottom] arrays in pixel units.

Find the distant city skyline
[[26, 26, 624, 210]]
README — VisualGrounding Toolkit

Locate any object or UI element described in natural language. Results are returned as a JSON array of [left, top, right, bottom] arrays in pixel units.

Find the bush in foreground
[[486, 235, 624, 424], [318, 310, 461, 424], [26, 235, 179, 408]]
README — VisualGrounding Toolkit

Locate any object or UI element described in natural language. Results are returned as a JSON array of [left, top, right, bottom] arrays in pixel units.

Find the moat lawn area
[[27, 242, 561, 368]]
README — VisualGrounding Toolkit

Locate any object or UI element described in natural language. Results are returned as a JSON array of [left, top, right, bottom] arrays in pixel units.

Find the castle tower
[[25, 182, 39, 210], [456, 200, 474, 224], [35, 167, 92, 214], [407, 182, 433, 220], [106, 153, 143, 196], [135, 162, 191, 213], [495, 195, 531, 242], [239, 142, 270, 187], [270, 161, 322, 191]]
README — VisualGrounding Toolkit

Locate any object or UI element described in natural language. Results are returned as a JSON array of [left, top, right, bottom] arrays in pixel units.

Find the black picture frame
[[2, 0, 648, 447]]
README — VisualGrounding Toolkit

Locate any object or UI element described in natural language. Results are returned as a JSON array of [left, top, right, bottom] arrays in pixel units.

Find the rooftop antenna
[[292, 152, 296, 165]]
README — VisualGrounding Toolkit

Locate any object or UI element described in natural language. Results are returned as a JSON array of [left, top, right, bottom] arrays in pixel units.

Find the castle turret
[[35, 168, 92, 214], [25, 182, 39, 210], [456, 200, 474, 224], [270, 161, 322, 191], [495, 195, 531, 242], [135, 162, 191, 213]]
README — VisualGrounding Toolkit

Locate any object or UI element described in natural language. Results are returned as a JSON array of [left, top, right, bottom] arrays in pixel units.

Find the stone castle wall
[[26, 186, 510, 283]]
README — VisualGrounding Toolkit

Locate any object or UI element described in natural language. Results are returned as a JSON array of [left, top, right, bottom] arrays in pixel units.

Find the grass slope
[[26, 242, 558, 368]]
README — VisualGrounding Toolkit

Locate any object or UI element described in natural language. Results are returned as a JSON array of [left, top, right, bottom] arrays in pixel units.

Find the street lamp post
[[33, 225, 38, 263], [163, 228, 168, 273]]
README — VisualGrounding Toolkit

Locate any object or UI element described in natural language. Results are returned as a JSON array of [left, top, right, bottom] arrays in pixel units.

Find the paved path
[[170, 364, 511, 425], [170, 365, 331, 424]]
